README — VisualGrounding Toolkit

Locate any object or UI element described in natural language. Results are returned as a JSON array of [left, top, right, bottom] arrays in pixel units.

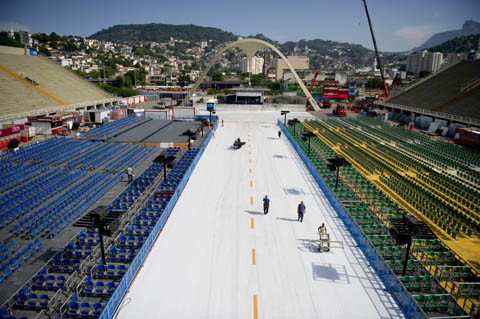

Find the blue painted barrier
[[278, 120, 421, 319], [100, 121, 218, 318]]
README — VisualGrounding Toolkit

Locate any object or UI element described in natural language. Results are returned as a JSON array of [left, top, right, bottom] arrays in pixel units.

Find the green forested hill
[[427, 34, 480, 54], [89, 23, 238, 44]]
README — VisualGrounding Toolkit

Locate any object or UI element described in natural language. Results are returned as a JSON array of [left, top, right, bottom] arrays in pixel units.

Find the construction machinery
[[321, 99, 331, 109], [305, 72, 320, 111], [362, 0, 389, 98], [333, 104, 347, 117]]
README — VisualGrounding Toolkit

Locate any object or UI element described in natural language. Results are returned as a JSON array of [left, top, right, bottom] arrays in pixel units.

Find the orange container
[[22, 136, 29, 142]]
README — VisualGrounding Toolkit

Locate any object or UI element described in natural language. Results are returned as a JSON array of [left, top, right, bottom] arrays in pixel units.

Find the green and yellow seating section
[[285, 117, 480, 317]]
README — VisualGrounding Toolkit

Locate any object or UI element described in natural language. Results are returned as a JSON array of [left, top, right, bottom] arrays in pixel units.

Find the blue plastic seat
[[69, 301, 79, 315], [107, 281, 116, 294], [95, 281, 105, 295], [39, 294, 49, 309], [80, 302, 91, 315], [84, 280, 94, 295], [27, 293, 38, 308]]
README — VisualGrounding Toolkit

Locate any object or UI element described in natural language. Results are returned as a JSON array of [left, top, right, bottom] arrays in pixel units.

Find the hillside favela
[[0, 1, 479, 318]]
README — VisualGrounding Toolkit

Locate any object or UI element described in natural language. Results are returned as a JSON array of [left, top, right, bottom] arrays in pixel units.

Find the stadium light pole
[[302, 131, 315, 155], [281, 110, 290, 126], [327, 155, 351, 191], [288, 118, 300, 136]]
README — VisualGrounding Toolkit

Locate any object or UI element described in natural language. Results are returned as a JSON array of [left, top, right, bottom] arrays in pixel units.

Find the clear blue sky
[[0, 0, 479, 52]]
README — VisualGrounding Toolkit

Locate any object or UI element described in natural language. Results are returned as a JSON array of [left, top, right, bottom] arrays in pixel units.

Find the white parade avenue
[[116, 111, 404, 319]]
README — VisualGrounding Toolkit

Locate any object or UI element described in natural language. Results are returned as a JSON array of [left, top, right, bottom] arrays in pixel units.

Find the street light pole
[[302, 131, 315, 155], [281, 110, 290, 126]]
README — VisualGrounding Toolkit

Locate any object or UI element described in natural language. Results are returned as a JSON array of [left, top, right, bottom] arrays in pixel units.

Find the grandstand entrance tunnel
[[185, 38, 321, 111]]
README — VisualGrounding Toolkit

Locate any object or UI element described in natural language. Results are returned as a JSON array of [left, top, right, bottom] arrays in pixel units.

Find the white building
[[406, 50, 443, 74], [240, 56, 264, 75]]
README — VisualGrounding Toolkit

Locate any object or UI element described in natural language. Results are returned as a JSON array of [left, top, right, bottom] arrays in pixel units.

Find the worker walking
[[126, 167, 133, 183], [263, 195, 270, 214], [278, 130, 281, 138], [297, 201, 306, 222]]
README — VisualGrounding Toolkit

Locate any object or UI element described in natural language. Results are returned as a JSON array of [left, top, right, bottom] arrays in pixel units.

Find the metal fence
[[380, 102, 480, 126]]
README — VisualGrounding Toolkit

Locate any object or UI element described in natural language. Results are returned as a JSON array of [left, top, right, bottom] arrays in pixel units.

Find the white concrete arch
[[187, 38, 320, 111]]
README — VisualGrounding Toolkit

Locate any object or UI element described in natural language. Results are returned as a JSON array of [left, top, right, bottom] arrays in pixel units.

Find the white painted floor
[[116, 111, 404, 319]]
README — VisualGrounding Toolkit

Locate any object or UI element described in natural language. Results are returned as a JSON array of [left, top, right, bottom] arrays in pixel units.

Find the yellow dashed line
[[249, 168, 252, 174], [249, 151, 251, 155], [252, 248, 256, 265], [253, 295, 258, 319], [250, 180, 253, 188], [250, 196, 254, 205], [249, 159, 252, 163], [251, 218, 254, 229]]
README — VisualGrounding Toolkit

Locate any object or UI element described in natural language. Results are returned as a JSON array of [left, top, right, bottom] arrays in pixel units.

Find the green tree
[[0, 32, 24, 48], [365, 77, 383, 89], [212, 70, 224, 81], [38, 45, 51, 56], [178, 74, 191, 86], [250, 74, 265, 87], [267, 81, 281, 93], [99, 84, 138, 97]]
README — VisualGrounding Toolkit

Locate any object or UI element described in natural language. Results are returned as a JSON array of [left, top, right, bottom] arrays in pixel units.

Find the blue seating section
[[0, 137, 157, 240], [67, 294, 104, 318], [0, 162, 49, 194], [5, 168, 84, 232], [104, 144, 155, 173], [83, 116, 143, 138], [2, 147, 202, 319], [0, 239, 42, 282], [10, 286, 52, 312]]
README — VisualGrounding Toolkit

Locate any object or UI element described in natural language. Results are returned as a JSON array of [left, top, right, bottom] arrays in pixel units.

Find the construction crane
[[362, 0, 389, 98], [306, 71, 319, 111]]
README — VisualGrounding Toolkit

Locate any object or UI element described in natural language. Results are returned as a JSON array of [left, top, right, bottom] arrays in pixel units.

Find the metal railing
[[379, 102, 480, 126], [0, 97, 122, 122]]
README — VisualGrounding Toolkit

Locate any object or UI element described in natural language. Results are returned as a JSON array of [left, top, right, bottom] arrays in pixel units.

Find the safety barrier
[[278, 119, 422, 319], [100, 121, 218, 319]]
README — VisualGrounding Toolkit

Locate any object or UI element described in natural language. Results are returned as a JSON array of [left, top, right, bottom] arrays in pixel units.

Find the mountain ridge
[[414, 20, 480, 51]]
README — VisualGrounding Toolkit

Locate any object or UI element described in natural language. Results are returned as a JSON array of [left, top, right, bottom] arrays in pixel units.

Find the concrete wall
[[275, 56, 309, 81]]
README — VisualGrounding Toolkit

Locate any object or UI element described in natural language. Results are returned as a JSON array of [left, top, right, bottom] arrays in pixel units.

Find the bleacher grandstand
[[0, 47, 119, 121], [0, 106, 216, 318], [1, 45, 479, 319], [381, 60, 480, 125], [292, 116, 480, 318]]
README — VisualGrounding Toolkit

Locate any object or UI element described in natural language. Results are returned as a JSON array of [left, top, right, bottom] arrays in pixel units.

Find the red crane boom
[[306, 72, 319, 110]]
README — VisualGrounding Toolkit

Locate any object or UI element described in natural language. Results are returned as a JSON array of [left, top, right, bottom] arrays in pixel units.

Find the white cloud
[[0, 21, 31, 32], [394, 25, 442, 46]]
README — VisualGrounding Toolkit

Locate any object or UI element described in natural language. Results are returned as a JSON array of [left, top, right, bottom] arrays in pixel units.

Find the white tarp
[[116, 111, 404, 319]]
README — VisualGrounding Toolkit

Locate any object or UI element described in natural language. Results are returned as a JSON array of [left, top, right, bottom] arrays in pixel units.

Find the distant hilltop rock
[[88, 23, 238, 44], [414, 20, 480, 51]]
